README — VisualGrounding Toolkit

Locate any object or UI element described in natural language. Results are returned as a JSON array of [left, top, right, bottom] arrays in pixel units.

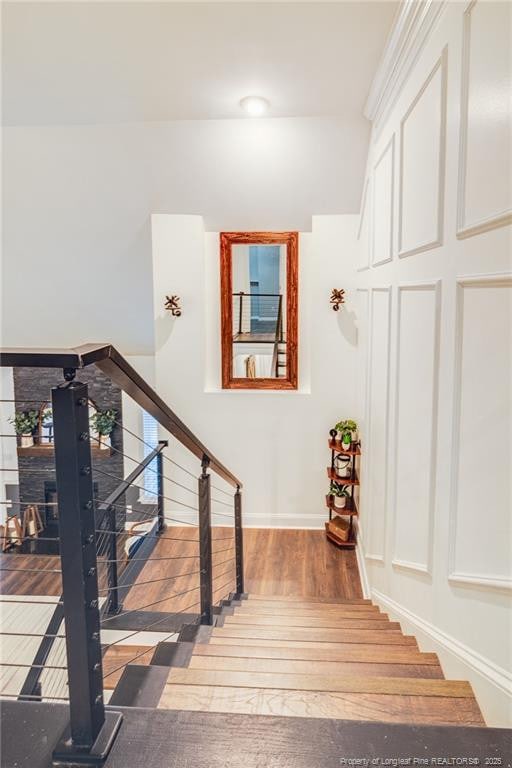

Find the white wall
[[1, 116, 368, 354], [355, 1, 511, 726], [151, 213, 358, 528]]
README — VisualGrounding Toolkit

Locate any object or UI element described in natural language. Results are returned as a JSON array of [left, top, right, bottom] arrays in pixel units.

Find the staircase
[[113, 593, 484, 727]]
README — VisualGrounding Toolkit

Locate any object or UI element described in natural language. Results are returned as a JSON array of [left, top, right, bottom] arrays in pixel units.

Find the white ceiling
[[2, 1, 398, 126]]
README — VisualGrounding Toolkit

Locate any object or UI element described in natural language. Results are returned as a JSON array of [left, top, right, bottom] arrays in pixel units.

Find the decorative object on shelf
[[326, 515, 350, 542], [164, 294, 182, 317], [2, 514, 23, 550], [9, 410, 39, 448], [90, 408, 117, 450], [325, 428, 361, 549], [334, 453, 351, 478], [21, 505, 44, 538], [334, 419, 358, 446], [330, 288, 345, 311], [330, 481, 349, 509]]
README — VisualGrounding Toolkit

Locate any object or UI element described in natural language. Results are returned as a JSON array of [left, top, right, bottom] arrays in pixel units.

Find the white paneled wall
[[356, 1, 512, 726]]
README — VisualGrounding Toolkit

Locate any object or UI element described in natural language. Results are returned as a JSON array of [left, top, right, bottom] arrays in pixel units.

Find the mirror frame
[[220, 231, 298, 390]]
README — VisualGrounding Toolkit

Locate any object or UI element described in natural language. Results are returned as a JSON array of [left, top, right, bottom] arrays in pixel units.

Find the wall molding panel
[[355, 287, 370, 547], [364, 0, 447, 138], [449, 273, 512, 591], [371, 135, 395, 268], [398, 49, 447, 259], [357, 178, 371, 272], [457, 0, 512, 239], [391, 281, 441, 576], [365, 286, 392, 563]]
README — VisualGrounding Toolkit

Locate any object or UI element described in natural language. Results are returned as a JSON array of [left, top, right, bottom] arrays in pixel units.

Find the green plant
[[335, 419, 357, 434], [9, 410, 39, 435], [90, 409, 117, 436], [329, 481, 349, 498]]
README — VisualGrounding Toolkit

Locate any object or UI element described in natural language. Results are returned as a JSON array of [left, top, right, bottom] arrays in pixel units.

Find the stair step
[[236, 605, 382, 616], [246, 595, 371, 604], [245, 599, 372, 610], [211, 626, 416, 646], [224, 616, 397, 630], [166, 668, 472, 698], [159, 684, 484, 726], [102, 645, 154, 689], [194, 640, 437, 664], [189, 654, 444, 679]]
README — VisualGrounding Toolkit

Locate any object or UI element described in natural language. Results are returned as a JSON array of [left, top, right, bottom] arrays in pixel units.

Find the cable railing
[[0, 344, 244, 766]]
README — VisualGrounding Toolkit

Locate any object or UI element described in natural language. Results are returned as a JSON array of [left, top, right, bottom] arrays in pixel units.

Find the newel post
[[198, 455, 213, 625]]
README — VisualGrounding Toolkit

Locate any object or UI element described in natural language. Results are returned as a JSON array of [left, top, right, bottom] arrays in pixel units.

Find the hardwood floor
[[1, 528, 363, 608], [243, 528, 362, 599]]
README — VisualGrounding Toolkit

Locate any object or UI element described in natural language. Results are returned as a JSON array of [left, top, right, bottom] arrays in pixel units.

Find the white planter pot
[[100, 434, 111, 450], [334, 457, 350, 477], [341, 441, 352, 453], [20, 434, 34, 448], [334, 496, 347, 509]]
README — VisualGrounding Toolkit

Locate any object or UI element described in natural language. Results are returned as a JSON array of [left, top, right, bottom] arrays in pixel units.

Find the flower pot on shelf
[[334, 495, 347, 509], [334, 455, 351, 477], [99, 434, 111, 450], [351, 430, 358, 444], [20, 434, 34, 448]]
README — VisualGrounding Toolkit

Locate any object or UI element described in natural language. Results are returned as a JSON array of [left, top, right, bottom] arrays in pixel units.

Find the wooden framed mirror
[[220, 231, 298, 389]]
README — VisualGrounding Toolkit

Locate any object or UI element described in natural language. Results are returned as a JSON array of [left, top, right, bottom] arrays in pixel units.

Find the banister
[[0, 343, 242, 489]]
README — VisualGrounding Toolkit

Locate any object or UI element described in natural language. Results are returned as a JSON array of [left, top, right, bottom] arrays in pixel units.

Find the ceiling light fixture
[[240, 96, 269, 117]]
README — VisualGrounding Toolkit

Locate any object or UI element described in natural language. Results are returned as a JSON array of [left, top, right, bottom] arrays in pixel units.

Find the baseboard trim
[[355, 538, 371, 600], [371, 588, 512, 726], [166, 511, 325, 530]]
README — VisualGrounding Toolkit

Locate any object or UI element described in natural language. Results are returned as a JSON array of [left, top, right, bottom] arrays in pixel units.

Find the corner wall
[[151, 214, 359, 528], [355, 1, 511, 726]]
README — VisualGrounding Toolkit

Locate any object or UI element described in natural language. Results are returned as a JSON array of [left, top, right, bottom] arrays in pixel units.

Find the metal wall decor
[[164, 295, 182, 316], [330, 289, 345, 311]]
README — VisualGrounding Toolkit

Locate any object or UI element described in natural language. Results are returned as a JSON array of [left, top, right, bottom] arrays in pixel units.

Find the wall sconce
[[330, 289, 345, 311], [164, 295, 182, 317]]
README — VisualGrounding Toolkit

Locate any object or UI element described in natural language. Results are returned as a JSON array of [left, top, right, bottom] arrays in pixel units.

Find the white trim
[[448, 272, 512, 591], [364, 286, 392, 563], [456, 0, 512, 239], [165, 511, 325, 530], [391, 280, 441, 576], [398, 49, 448, 260], [372, 588, 512, 701], [371, 135, 395, 268], [356, 178, 371, 272], [355, 537, 371, 600], [365, 0, 447, 137]]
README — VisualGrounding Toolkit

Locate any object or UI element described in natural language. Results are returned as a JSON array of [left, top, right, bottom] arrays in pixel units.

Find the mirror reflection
[[232, 244, 287, 379]]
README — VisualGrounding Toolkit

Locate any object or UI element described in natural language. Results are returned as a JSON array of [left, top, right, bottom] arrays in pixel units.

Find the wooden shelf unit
[[17, 444, 113, 458], [325, 430, 361, 549]]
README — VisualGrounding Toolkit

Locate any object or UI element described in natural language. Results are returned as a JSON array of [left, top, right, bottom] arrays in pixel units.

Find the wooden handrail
[[0, 344, 242, 488]]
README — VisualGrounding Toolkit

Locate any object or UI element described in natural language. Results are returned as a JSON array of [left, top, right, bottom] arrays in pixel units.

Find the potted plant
[[90, 409, 117, 449], [330, 481, 349, 509], [335, 419, 358, 448], [9, 410, 39, 448]]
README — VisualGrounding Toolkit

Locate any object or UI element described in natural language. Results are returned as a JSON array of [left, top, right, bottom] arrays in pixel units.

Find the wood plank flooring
[[242, 528, 362, 599]]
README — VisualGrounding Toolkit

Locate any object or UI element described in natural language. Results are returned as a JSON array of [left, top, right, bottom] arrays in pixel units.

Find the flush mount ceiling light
[[240, 96, 270, 117]]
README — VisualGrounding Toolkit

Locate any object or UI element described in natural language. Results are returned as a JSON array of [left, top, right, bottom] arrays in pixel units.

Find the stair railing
[[0, 344, 244, 766]]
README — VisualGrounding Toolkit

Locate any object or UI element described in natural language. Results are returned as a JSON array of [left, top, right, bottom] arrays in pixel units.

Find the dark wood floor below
[[0, 528, 363, 606]]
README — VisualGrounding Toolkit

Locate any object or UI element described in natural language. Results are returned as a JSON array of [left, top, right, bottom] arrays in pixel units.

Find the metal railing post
[[198, 455, 213, 625], [106, 505, 119, 614], [51, 377, 122, 765], [157, 448, 165, 534], [234, 485, 244, 596]]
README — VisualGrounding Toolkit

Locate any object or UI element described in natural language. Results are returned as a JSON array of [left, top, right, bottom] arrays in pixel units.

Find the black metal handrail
[[0, 344, 241, 488]]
